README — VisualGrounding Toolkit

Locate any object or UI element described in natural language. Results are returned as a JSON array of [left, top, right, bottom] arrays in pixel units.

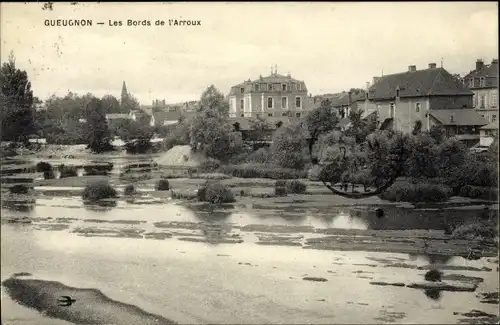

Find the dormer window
[[282, 84, 287, 91], [240, 87, 244, 94], [255, 84, 260, 91], [297, 83, 302, 91], [396, 89, 400, 97], [480, 77, 486, 87], [469, 79, 474, 88], [268, 84, 273, 91]]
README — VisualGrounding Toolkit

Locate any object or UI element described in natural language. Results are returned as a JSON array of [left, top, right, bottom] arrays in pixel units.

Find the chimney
[[162, 99, 166, 105], [476, 59, 484, 71], [428, 63, 437, 69], [348, 91, 352, 107], [408, 65, 417, 72], [287, 73, 291, 78], [366, 81, 370, 90], [492, 59, 499, 65]]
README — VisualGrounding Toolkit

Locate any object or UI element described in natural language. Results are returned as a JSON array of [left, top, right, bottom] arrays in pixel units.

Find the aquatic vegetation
[[123, 184, 137, 196], [9, 184, 30, 194], [35, 161, 52, 173], [197, 181, 235, 204], [82, 181, 118, 201], [285, 180, 307, 194], [59, 164, 78, 178], [274, 180, 288, 196], [218, 163, 307, 180], [424, 269, 442, 282], [452, 221, 498, 244], [156, 179, 170, 191]]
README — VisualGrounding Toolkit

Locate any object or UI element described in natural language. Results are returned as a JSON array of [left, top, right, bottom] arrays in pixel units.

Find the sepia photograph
[[0, 2, 499, 324]]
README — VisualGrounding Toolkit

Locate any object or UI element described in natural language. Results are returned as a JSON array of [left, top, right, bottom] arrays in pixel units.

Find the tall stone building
[[463, 58, 499, 123], [228, 69, 313, 119]]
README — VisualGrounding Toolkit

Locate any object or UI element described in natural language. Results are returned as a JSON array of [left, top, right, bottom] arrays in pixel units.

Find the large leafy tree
[[190, 85, 240, 160], [198, 85, 229, 116], [83, 97, 113, 153], [305, 99, 339, 162], [0, 52, 36, 143], [270, 123, 308, 170], [248, 115, 273, 142], [101, 95, 121, 114]]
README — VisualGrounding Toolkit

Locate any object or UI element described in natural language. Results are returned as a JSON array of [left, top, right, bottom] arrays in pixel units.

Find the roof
[[152, 110, 182, 124], [480, 122, 499, 130], [464, 59, 499, 79], [228, 116, 297, 131], [229, 73, 308, 96], [429, 109, 489, 126], [330, 91, 366, 107], [106, 113, 130, 120], [368, 67, 473, 100]]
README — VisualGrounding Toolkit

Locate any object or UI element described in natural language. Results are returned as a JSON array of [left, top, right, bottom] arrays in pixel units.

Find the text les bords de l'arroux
[[44, 19, 201, 27]]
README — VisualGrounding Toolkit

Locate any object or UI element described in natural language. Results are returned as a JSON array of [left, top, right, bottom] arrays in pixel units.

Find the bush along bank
[[378, 182, 453, 203], [218, 163, 307, 180]]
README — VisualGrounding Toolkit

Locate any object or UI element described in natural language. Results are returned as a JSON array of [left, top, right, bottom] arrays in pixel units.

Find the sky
[[1, 2, 498, 105]]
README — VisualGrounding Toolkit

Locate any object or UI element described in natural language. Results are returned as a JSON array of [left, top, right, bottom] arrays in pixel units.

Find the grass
[[218, 163, 307, 180], [82, 181, 118, 202]]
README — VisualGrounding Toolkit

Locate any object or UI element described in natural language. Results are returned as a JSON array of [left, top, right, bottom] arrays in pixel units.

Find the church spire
[[121, 81, 128, 104]]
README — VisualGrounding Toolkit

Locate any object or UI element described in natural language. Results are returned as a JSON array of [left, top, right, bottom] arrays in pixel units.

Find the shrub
[[197, 181, 235, 204], [199, 158, 221, 172], [171, 190, 198, 200], [36, 161, 52, 173], [9, 184, 30, 194], [452, 220, 498, 244], [286, 180, 307, 194], [84, 168, 109, 176], [245, 147, 270, 164], [83, 163, 113, 174], [124, 184, 137, 196], [218, 164, 307, 180], [156, 179, 170, 191], [379, 182, 452, 203], [82, 181, 118, 202], [274, 180, 288, 196], [59, 164, 78, 178], [458, 185, 498, 201]]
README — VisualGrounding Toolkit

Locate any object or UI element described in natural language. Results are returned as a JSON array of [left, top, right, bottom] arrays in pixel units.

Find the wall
[[472, 88, 499, 123], [229, 91, 313, 118], [480, 129, 498, 147], [372, 97, 430, 133]]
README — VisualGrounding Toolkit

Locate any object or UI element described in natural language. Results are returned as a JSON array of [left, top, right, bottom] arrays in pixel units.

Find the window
[[297, 83, 302, 91], [268, 84, 273, 91], [473, 94, 477, 107], [268, 113, 273, 117], [240, 99, 244, 109], [281, 97, 287, 109], [480, 95, 485, 108], [415, 103, 421, 112], [480, 77, 486, 87], [282, 84, 287, 91], [295, 112, 301, 118], [396, 89, 400, 97], [493, 115, 497, 122], [390, 103, 395, 118], [469, 79, 474, 88], [240, 87, 244, 94], [267, 97, 273, 109], [282, 112, 288, 117], [255, 84, 260, 92], [492, 91, 498, 107], [295, 96, 302, 109]]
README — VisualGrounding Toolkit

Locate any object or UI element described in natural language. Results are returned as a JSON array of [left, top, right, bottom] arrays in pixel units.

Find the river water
[[1, 192, 499, 324]]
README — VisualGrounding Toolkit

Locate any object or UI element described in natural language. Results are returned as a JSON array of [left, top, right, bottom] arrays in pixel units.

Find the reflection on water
[[1, 199, 36, 213], [424, 289, 442, 301]]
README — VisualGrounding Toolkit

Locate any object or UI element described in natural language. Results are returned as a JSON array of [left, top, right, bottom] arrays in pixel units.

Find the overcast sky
[[1, 2, 498, 104]]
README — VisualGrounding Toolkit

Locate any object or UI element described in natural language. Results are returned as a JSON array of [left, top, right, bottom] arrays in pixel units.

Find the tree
[[83, 97, 113, 153], [189, 110, 241, 161], [0, 52, 36, 143], [120, 93, 140, 113], [345, 109, 377, 144], [305, 99, 339, 161], [198, 85, 229, 116], [101, 95, 121, 114], [248, 115, 273, 142], [428, 125, 446, 144], [270, 123, 307, 170]]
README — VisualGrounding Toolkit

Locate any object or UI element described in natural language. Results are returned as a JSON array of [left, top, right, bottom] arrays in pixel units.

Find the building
[[463, 59, 499, 123], [149, 110, 182, 127], [479, 122, 498, 147], [228, 69, 314, 119], [427, 109, 488, 147], [365, 63, 477, 134]]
